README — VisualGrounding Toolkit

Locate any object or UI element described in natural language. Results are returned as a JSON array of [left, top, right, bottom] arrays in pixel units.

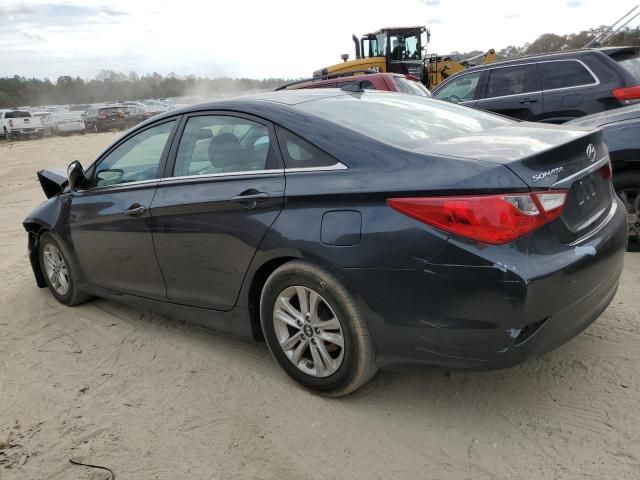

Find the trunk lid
[[423, 122, 614, 240]]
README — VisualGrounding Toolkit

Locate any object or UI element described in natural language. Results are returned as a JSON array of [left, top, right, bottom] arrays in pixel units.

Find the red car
[[277, 72, 431, 96]]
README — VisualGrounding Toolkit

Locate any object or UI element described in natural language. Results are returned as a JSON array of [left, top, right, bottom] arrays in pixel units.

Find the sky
[[0, 0, 635, 80]]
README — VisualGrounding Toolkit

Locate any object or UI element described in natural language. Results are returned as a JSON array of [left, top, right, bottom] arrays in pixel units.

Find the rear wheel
[[38, 233, 91, 306], [260, 261, 377, 396], [614, 170, 640, 245]]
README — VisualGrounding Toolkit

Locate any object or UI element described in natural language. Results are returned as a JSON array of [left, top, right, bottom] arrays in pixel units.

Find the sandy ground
[[0, 133, 638, 480]]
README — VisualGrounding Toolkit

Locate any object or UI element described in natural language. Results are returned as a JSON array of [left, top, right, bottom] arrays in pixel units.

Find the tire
[[260, 260, 377, 397], [614, 170, 640, 244], [38, 233, 91, 306]]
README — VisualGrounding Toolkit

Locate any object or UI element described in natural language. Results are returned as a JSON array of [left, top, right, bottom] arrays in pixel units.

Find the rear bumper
[[10, 127, 43, 136], [338, 198, 628, 370], [57, 123, 85, 133]]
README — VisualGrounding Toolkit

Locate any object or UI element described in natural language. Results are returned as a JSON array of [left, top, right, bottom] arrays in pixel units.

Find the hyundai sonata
[[23, 89, 628, 396]]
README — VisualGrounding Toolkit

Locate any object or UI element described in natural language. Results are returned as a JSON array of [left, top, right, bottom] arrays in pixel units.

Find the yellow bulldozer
[[315, 26, 496, 89]]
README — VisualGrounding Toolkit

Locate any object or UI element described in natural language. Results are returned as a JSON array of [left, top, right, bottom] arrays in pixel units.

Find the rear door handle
[[230, 189, 270, 208], [124, 203, 147, 217], [519, 99, 538, 104]]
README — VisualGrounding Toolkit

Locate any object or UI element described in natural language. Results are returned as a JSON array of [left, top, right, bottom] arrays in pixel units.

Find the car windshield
[[5, 111, 31, 118], [296, 92, 512, 150]]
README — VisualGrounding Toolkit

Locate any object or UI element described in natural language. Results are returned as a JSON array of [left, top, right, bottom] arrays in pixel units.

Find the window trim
[[79, 116, 181, 193], [163, 110, 284, 179]]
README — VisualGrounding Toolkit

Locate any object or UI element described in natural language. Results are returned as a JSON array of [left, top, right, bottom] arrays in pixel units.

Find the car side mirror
[[67, 160, 87, 191]]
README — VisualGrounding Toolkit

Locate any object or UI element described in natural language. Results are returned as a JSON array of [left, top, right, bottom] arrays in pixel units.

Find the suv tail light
[[387, 192, 568, 245], [612, 85, 640, 102], [97, 114, 107, 119]]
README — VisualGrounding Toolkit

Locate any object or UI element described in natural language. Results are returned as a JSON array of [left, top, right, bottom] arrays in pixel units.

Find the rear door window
[[432, 71, 481, 103], [485, 64, 538, 98], [173, 115, 275, 177], [538, 61, 597, 90]]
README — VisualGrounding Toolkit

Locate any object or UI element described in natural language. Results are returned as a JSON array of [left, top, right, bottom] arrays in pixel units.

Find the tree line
[[1, 25, 640, 108], [0, 72, 290, 108], [459, 25, 640, 61]]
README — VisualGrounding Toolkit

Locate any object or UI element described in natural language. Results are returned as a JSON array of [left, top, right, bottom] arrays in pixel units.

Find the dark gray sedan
[[24, 90, 627, 395]]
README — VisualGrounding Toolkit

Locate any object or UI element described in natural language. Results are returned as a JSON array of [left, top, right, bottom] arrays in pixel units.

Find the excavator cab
[[314, 26, 430, 82]]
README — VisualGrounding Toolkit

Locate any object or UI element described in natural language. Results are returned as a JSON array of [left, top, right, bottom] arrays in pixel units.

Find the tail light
[[387, 192, 568, 245], [143, 112, 152, 117], [9, 119, 14, 127], [612, 85, 640, 102], [97, 114, 107, 119]]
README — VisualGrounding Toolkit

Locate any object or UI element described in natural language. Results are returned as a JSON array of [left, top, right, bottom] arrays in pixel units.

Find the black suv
[[432, 47, 640, 123]]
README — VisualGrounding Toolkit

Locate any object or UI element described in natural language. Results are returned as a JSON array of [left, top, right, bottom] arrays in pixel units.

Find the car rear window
[[610, 52, 640, 81], [296, 93, 513, 150], [5, 111, 32, 118], [538, 60, 596, 90], [391, 77, 431, 96]]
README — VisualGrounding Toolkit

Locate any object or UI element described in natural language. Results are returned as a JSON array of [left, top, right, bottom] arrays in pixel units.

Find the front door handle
[[230, 189, 270, 208], [519, 98, 538, 104], [124, 203, 147, 217]]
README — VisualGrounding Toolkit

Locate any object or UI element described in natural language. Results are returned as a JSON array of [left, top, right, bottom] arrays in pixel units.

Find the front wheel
[[260, 261, 377, 396], [614, 170, 640, 245], [38, 233, 91, 306]]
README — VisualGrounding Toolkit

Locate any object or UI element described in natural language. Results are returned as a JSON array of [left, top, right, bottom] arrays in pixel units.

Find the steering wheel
[[448, 94, 463, 103]]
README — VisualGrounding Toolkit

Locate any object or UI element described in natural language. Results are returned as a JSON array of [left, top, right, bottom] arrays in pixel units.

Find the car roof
[[456, 46, 639, 75], [283, 72, 404, 90]]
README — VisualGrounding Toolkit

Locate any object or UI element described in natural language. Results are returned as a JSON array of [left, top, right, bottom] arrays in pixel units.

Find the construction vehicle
[[315, 26, 496, 89], [425, 49, 496, 88]]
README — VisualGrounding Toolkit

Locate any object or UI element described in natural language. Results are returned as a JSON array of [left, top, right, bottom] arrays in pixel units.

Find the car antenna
[[341, 81, 365, 93]]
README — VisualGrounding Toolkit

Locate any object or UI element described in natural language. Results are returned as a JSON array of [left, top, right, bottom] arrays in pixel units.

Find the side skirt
[[85, 286, 254, 339]]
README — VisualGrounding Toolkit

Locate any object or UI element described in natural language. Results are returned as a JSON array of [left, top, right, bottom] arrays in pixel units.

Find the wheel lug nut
[[297, 320, 302, 326], [315, 328, 320, 334], [311, 338, 316, 345], [300, 334, 305, 340]]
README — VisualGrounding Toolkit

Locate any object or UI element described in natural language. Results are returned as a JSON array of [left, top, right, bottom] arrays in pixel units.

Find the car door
[[150, 112, 285, 310], [69, 119, 178, 299], [474, 64, 543, 120], [537, 60, 599, 123], [431, 70, 483, 107]]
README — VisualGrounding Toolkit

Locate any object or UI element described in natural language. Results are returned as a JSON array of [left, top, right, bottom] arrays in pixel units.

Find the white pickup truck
[[0, 110, 44, 140]]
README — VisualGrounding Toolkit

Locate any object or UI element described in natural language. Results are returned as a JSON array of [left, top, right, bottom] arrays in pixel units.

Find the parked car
[[123, 105, 166, 128], [1, 110, 44, 140], [278, 72, 431, 96], [432, 46, 640, 123], [83, 105, 127, 132], [24, 90, 627, 396], [43, 111, 86, 136], [567, 104, 640, 244]]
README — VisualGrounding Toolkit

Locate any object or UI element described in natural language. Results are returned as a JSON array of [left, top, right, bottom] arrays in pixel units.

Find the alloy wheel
[[272, 286, 345, 378], [42, 244, 70, 296]]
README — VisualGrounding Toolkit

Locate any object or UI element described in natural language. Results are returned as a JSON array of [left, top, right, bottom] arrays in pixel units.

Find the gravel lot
[[0, 133, 639, 479]]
